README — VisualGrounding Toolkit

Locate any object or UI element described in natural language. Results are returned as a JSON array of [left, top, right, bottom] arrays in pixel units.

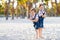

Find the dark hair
[[31, 8, 36, 12], [39, 4, 43, 7]]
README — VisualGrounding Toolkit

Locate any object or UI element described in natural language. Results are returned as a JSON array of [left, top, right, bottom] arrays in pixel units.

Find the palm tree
[[42, 0, 44, 3], [26, 0, 32, 18], [33, 0, 38, 8], [17, 0, 27, 18], [0, 5, 2, 12], [4, 2, 9, 20], [44, 0, 49, 6], [55, 0, 58, 16], [11, 0, 15, 20]]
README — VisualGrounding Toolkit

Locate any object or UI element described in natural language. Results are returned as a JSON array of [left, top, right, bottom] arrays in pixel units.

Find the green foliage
[[0, 5, 2, 7], [44, 0, 49, 2], [0, 11, 4, 15], [0, 5, 4, 15], [17, 0, 21, 1]]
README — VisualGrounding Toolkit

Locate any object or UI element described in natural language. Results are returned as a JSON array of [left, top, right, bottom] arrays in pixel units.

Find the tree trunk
[[42, 0, 44, 3], [55, 0, 58, 16], [11, 0, 15, 20]]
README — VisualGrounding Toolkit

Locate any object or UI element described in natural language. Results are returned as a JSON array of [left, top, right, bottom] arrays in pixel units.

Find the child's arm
[[29, 14, 38, 22], [31, 14, 38, 22], [42, 13, 46, 18], [31, 18, 38, 22], [42, 10, 46, 18]]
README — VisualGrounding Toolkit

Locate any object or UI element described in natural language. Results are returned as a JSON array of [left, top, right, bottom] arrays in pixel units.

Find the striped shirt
[[30, 13, 38, 20], [38, 9, 46, 16]]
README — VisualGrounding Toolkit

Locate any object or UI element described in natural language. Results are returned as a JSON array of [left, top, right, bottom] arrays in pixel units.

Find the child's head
[[30, 8, 36, 14], [39, 4, 44, 10]]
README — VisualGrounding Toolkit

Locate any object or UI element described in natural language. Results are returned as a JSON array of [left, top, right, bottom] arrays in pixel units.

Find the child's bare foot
[[35, 36, 40, 39], [40, 36, 45, 39]]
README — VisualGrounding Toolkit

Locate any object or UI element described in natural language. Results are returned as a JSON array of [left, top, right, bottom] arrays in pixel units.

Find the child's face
[[31, 10, 35, 15], [39, 6, 43, 10]]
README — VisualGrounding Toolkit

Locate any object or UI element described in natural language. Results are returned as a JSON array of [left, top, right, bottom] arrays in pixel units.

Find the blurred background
[[0, 0, 60, 40], [0, 0, 60, 18]]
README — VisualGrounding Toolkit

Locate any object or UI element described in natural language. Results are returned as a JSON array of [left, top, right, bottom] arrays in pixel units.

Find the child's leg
[[35, 30, 38, 38], [39, 28, 43, 37], [35, 29, 41, 39]]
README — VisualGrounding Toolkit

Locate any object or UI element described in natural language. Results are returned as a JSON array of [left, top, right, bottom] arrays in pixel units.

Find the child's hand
[[42, 15, 46, 18]]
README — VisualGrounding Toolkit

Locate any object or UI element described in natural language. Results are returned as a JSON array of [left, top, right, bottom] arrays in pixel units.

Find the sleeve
[[38, 11, 43, 16], [42, 10, 46, 15], [36, 14, 39, 19], [42, 10, 46, 17]]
